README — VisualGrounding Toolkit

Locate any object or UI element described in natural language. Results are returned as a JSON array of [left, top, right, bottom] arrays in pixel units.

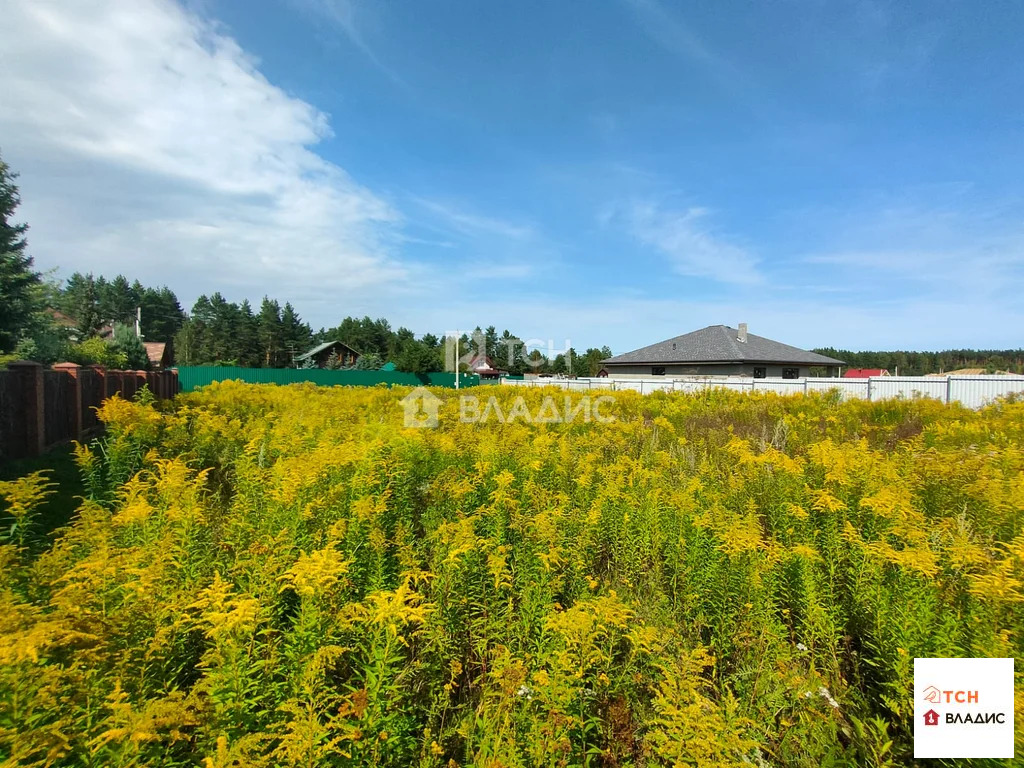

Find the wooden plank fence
[[0, 362, 178, 462]]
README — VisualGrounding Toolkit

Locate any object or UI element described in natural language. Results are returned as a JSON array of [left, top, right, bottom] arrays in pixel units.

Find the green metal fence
[[175, 366, 480, 393]]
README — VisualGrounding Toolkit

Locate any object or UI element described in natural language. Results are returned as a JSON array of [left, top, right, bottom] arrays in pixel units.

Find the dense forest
[[2, 151, 1021, 376], [813, 347, 1024, 376]]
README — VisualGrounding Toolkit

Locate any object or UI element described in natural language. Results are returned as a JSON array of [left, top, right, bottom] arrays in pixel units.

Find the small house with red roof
[[143, 341, 173, 369], [842, 368, 890, 378], [467, 354, 506, 379]]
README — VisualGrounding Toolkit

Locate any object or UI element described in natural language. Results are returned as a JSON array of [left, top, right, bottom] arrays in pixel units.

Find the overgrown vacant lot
[[1, 382, 1022, 767]]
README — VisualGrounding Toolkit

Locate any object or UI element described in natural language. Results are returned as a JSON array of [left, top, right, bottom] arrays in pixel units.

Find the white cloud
[[626, 202, 761, 284], [0, 0, 408, 315]]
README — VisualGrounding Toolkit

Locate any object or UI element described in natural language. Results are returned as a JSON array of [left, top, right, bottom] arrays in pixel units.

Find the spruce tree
[[0, 153, 42, 352]]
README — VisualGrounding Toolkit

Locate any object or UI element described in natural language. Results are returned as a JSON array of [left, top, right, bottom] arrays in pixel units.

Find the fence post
[[866, 377, 872, 402], [53, 362, 83, 443], [945, 376, 952, 404], [89, 365, 107, 402], [8, 361, 45, 457]]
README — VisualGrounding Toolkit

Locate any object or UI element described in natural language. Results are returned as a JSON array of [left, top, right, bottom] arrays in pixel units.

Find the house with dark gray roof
[[296, 340, 360, 368], [599, 324, 845, 379]]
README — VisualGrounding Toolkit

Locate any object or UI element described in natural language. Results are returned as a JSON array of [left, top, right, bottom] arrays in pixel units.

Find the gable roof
[[295, 340, 360, 361], [602, 325, 845, 366], [143, 342, 168, 366], [468, 354, 505, 374]]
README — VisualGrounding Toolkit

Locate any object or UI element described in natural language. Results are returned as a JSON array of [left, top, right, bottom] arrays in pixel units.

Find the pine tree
[[236, 300, 261, 367], [279, 302, 311, 367], [0, 153, 42, 352], [140, 286, 185, 342], [59, 273, 105, 338], [258, 297, 283, 367], [102, 275, 140, 327]]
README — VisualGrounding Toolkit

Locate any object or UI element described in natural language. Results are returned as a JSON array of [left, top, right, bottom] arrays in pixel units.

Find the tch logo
[[921, 685, 979, 704], [914, 658, 1014, 759]]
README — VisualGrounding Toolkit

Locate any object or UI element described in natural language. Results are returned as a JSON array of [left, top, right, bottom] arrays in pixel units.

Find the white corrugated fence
[[502, 375, 1024, 409]]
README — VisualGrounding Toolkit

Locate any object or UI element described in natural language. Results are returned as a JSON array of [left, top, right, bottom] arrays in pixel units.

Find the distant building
[[295, 340, 360, 368], [467, 354, 506, 379], [600, 324, 844, 378], [843, 368, 889, 378], [143, 341, 173, 369]]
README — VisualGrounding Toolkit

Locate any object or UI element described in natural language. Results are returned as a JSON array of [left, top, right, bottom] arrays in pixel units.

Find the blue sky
[[2, 0, 1023, 353]]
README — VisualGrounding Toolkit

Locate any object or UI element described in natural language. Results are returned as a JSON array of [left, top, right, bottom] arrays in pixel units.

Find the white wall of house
[[602, 363, 827, 378]]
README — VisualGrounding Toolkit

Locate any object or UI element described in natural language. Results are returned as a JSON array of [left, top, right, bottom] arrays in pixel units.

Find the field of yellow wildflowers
[[0, 382, 1021, 767]]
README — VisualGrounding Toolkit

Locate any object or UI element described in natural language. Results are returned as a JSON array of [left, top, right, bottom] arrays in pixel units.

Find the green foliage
[[111, 322, 149, 369], [0, 471, 54, 548], [57, 272, 106, 337], [57, 271, 185, 348], [354, 352, 382, 370], [394, 339, 442, 374], [68, 336, 127, 368], [0, 153, 43, 353], [177, 294, 312, 368]]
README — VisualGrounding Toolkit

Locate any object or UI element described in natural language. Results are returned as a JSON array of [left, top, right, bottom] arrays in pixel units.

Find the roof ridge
[[718, 324, 742, 359]]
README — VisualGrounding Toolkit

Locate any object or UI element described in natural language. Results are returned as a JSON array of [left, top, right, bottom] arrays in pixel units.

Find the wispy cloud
[[796, 196, 1024, 301], [623, 201, 761, 284], [413, 198, 535, 241], [0, 0, 409, 313], [289, 0, 404, 84], [621, 0, 774, 117]]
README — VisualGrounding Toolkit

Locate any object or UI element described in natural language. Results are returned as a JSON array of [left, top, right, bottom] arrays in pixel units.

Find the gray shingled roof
[[602, 325, 845, 366]]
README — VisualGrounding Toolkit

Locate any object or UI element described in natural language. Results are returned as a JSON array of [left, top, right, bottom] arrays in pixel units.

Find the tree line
[[813, 347, 1024, 376]]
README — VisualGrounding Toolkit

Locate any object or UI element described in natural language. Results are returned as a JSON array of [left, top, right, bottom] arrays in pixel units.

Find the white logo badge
[[914, 657, 1014, 759], [399, 387, 441, 428]]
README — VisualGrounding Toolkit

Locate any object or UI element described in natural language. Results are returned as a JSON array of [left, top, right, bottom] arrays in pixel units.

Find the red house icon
[[923, 709, 940, 726]]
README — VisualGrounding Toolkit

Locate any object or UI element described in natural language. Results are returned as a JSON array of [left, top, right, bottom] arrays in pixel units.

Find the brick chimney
[[737, 322, 748, 343]]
